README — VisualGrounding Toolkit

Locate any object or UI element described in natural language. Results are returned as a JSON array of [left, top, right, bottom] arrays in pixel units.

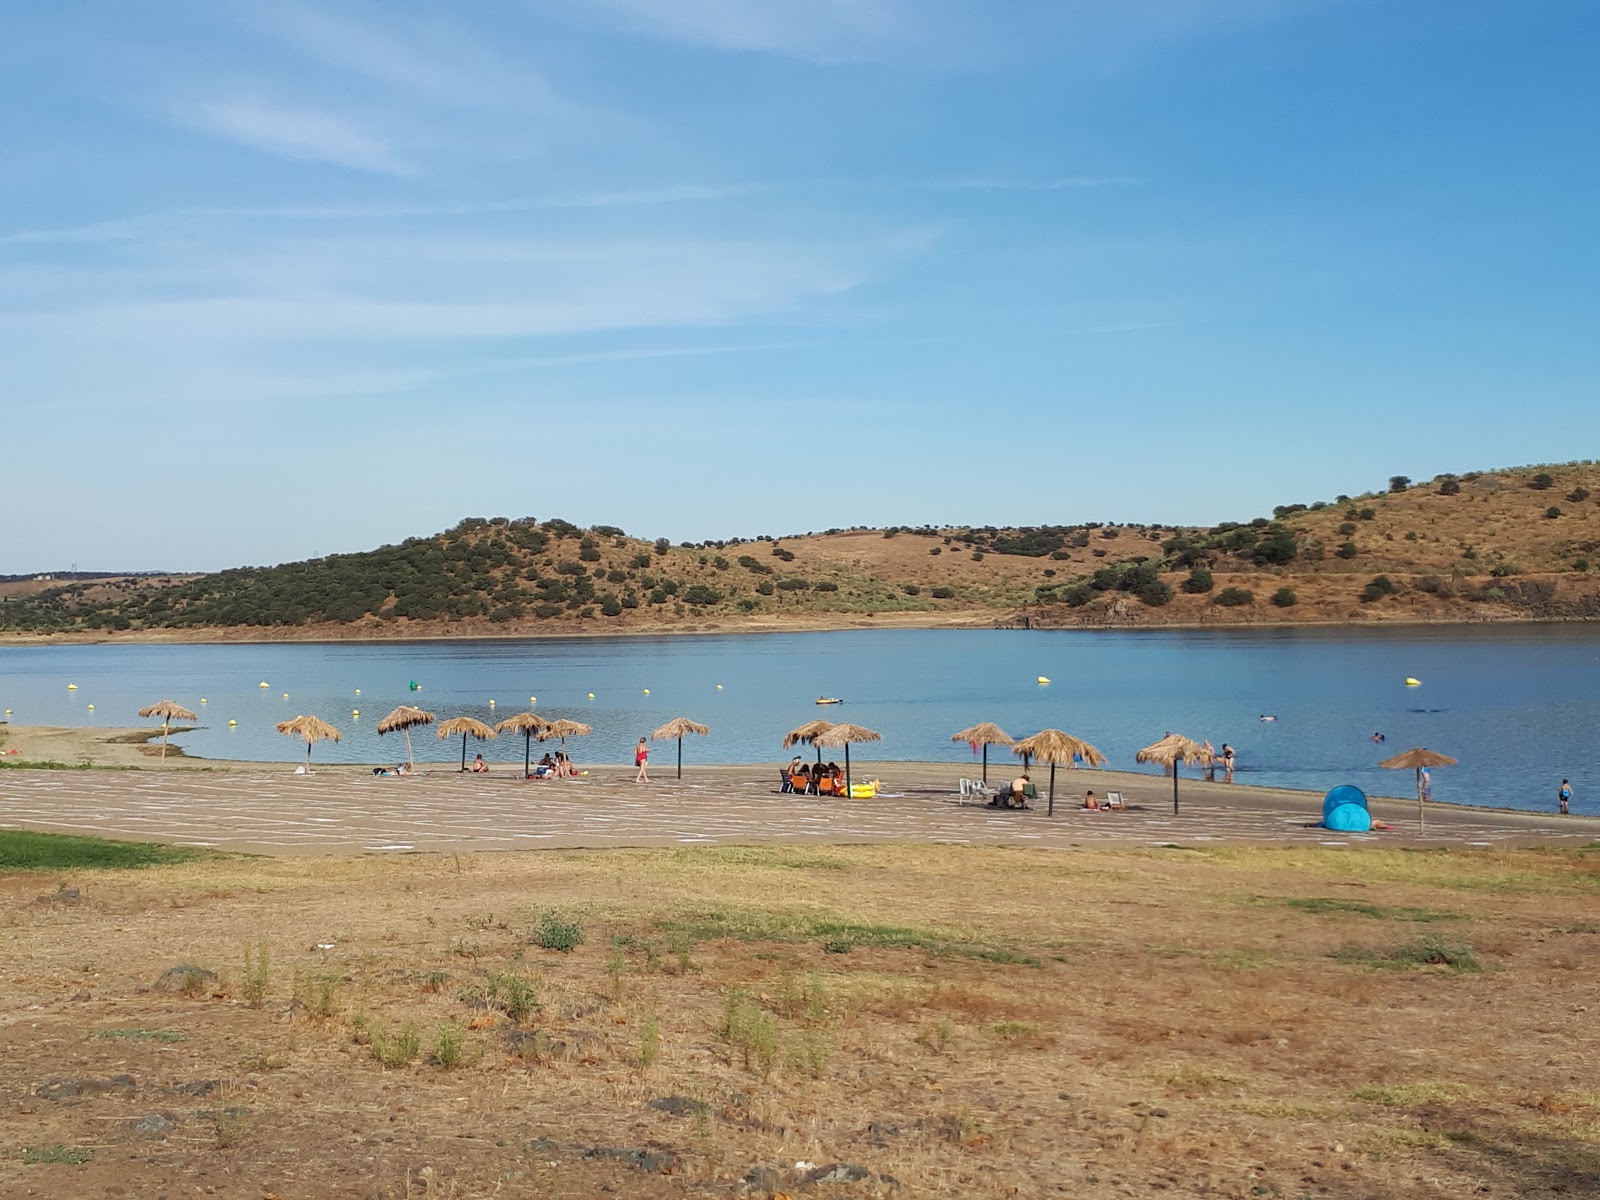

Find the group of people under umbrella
[[140, 697, 1456, 829]]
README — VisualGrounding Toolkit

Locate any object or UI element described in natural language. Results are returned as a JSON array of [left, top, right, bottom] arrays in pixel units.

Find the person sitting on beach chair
[[1007, 772, 1032, 809], [789, 763, 812, 794], [815, 770, 836, 796]]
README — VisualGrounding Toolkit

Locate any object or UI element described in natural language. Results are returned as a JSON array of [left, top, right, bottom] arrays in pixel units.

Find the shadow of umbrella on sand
[[951, 722, 1014, 786], [814, 722, 881, 799], [378, 705, 435, 770], [783, 719, 834, 766], [276, 715, 341, 772], [437, 716, 496, 773], [652, 717, 709, 780], [1135, 734, 1214, 815], [138, 700, 196, 764], [1380, 747, 1457, 833], [495, 712, 549, 778], [1012, 729, 1106, 816]]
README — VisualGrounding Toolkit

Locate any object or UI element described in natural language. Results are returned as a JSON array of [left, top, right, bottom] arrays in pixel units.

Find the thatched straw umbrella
[[275, 715, 341, 771], [137, 699, 196, 764], [1135, 733, 1213, 815], [782, 719, 835, 765], [951, 721, 1015, 785], [1380, 747, 1458, 832], [652, 717, 709, 780], [377, 705, 435, 769], [537, 719, 593, 777], [437, 716, 497, 772], [1012, 729, 1106, 816], [814, 722, 882, 799], [495, 712, 549, 778]]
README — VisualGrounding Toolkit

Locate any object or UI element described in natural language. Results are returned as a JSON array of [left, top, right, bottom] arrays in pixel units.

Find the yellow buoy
[[199, 698, 207, 704], [1037, 676, 1051, 685], [259, 682, 269, 688], [87, 704, 94, 710], [716, 684, 723, 690], [355, 689, 361, 695], [643, 689, 650, 695], [228, 719, 237, 726], [1405, 677, 1421, 687], [530, 696, 536, 704], [488, 699, 496, 706], [587, 692, 595, 699], [67, 683, 78, 690], [282, 693, 289, 699], [352, 709, 360, 717]]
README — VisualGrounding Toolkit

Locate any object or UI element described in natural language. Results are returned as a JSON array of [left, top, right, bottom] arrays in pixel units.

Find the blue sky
[[3, 1, 1597, 572]]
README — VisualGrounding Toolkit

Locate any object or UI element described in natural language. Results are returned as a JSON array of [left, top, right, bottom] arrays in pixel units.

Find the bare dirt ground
[[3, 837, 1599, 1200]]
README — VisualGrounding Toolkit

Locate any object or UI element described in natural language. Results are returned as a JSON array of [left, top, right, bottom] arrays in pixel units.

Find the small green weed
[[719, 989, 777, 1075], [532, 912, 584, 952], [292, 969, 342, 1017], [639, 1007, 661, 1069], [432, 1022, 469, 1069], [1279, 897, 1465, 922], [364, 1019, 421, 1067], [91, 1027, 185, 1042], [486, 970, 539, 1022], [241, 937, 269, 1009], [19, 1144, 93, 1165], [1333, 936, 1480, 972]]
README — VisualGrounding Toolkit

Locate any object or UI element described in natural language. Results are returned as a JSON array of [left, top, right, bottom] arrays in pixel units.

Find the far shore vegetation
[[6, 460, 1600, 637]]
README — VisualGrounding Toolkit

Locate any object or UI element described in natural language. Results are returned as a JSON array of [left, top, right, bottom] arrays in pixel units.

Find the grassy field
[[3, 837, 1599, 1197]]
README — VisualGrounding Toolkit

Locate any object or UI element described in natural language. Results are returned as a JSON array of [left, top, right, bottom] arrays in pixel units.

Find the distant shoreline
[[0, 608, 1587, 648]]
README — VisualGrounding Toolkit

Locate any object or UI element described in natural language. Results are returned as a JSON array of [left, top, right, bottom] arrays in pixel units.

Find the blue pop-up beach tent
[[1322, 784, 1371, 832]]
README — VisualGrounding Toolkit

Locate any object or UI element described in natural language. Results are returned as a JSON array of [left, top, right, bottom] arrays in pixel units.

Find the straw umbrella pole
[[537, 719, 593, 778], [783, 719, 834, 766], [377, 705, 435, 770], [951, 722, 1015, 785], [495, 712, 549, 778], [1380, 747, 1458, 832], [1012, 729, 1107, 816], [652, 717, 709, 780], [437, 716, 497, 772], [137, 700, 196, 764], [1135, 734, 1213, 815], [275, 715, 341, 771], [814, 722, 882, 799]]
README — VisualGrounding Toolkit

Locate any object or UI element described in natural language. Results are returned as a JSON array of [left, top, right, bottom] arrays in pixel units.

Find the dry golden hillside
[[6, 463, 1600, 641]]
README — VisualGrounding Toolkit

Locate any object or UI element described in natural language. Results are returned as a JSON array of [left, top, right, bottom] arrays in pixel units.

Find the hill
[[6, 463, 1600, 640]]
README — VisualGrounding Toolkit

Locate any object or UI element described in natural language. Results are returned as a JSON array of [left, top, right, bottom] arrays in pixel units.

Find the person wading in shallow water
[[1559, 779, 1573, 815], [634, 737, 650, 783]]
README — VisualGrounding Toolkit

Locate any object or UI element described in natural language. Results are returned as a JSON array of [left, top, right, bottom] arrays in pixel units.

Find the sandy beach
[[1, 723, 1591, 855]]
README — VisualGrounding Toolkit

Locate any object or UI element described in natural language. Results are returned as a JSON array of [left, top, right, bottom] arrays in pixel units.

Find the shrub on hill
[[1182, 567, 1214, 594], [1271, 586, 1297, 607], [1213, 587, 1254, 607], [1530, 473, 1554, 490]]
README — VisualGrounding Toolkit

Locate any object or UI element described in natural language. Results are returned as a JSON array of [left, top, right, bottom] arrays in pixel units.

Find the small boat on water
[[815, 697, 842, 705]]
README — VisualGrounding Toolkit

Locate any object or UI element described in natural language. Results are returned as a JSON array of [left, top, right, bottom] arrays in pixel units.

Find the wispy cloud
[[185, 99, 412, 175], [555, 0, 911, 62]]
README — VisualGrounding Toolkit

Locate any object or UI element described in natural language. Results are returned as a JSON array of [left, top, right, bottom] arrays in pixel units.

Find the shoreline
[[1, 609, 1590, 648], [0, 722, 1581, 823]]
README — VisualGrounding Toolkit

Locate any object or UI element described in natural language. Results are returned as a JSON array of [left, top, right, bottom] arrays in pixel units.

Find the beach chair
[[1104, 791, 1126, 810], [780, 769, 794, 794]]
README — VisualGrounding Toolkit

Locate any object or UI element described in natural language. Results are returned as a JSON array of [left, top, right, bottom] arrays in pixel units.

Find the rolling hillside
[[6, 464, 1600, 640]]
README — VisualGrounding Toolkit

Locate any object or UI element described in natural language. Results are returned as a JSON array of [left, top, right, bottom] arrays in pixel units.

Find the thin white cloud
[[185, 99, 412, 175], [552, 0, 911, 62]]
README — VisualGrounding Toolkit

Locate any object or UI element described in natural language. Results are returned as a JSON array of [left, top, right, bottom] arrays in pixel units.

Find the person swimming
[[1259, 714, 1277, 722]]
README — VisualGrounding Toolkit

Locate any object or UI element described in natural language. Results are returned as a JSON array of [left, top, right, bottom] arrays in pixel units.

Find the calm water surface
[[2, 627, 1596, 814]]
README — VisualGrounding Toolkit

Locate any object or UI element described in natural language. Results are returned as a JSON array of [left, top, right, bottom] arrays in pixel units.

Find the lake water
[[1, 627, 1596, 814]]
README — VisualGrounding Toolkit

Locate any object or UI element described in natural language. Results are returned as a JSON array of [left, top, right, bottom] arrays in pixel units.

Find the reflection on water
[[2, 625, 1597, 814]]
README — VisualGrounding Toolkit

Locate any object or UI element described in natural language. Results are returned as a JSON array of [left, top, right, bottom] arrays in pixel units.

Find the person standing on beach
[[1559, 779, 1573, 815], [634, 737, 650, 783], [1221, 744, 1235, 783], [1420, 766, 1432, 802]]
